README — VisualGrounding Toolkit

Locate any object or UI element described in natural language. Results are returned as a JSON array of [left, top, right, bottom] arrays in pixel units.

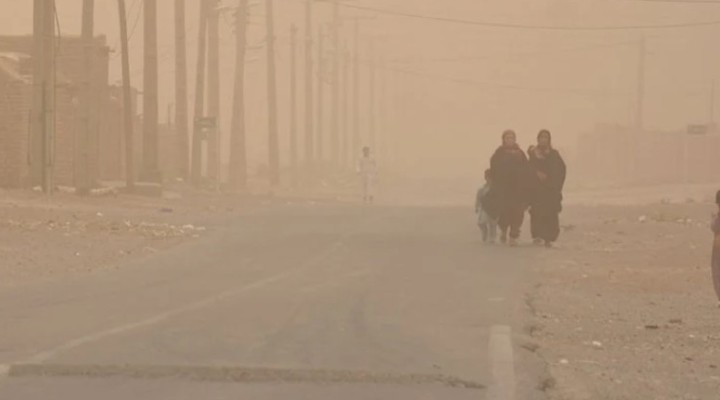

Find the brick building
[[0, 35, 112, 188], [0, 34, 185, 189], [0, 53, 32, 187]]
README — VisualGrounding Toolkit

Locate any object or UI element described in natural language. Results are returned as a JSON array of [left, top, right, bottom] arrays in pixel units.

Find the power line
[[126, 0, 143, 42], [390, 39, 639, 65], [368, 61, 628, 97], [375, 61, 710, 98], [340, 3, 720, 31], [110, 0, 140, 59]]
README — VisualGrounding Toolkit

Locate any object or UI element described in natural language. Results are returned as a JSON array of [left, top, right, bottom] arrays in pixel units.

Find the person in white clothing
[[357, 146, 378, 204]]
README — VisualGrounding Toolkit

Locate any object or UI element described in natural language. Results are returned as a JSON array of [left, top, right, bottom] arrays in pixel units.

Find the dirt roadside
[[530, 193, 720, 399], [0, 187, 274, 288]]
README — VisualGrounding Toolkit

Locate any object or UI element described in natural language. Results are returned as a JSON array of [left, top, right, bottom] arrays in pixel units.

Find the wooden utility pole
[[316, 25, 325, 163], [43, 0, 55, 194], [368, 39, 376, 150], [331, 0, 341, 165], [635, 35, 646, 133], [191, 0, 208, 185], [304, 0, 315, 167], [230, 0, 249, 192], [32, 0, 42, 189], [393, 70, 402, 170], [118, 0, 135, 190], [378, 48, 387, 164], [207, 0, 220, 182], [142, 0, 160, 183], [175, 0, 189, 181], [352, 19, 360, 164], [266, 0, 280, 186], [341, 44, 349, 168], [710, 80, 716, 125], [77, 0, 95, 195], [289, 25, 299, 181], [32, 0, 56, 193]]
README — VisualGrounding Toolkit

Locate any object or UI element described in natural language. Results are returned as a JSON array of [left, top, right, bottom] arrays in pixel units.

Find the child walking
[[476, 169, 499, 244]]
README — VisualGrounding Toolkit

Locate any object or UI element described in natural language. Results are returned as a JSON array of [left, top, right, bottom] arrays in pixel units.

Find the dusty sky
[[1, 0, 719, 179]]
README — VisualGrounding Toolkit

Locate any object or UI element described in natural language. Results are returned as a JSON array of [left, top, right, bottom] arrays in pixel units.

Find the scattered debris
[[1, 217, 207, 239], [162, 191, 183, 200], [538, 377, 557, 392], [520, 342, 540, 353]]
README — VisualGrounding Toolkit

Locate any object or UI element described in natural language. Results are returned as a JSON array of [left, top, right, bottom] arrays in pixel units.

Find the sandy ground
[[0, 172, 368, 289], [3, 182, 720, 398], [0, 187, 262, 287], [533, 191, 720, 399]]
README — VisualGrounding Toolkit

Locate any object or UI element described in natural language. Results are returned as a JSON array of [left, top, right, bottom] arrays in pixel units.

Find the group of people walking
[[476, 129, 567, 247]]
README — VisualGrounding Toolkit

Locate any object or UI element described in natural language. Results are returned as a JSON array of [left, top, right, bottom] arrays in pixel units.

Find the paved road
[[0, 204, 544, 399]]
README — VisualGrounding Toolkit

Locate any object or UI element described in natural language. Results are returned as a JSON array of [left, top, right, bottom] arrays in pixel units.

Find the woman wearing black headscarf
[[490, 130, 530, 246], [528, 130, 567, 247]]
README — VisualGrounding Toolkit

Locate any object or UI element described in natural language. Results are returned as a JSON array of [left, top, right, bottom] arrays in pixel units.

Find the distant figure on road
[[528, 130, 567, 248], [490, 130, 530, 246], [711, 190, 720, 305], [357, 146, 378, 204], [476, 169, 500, 244]]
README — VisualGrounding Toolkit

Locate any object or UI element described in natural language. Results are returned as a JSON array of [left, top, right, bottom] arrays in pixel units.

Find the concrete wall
[[0, 74, 31, 187]]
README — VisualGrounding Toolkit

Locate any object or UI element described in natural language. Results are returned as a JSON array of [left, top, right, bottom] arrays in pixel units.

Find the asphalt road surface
[[0, 203, 545, 399]]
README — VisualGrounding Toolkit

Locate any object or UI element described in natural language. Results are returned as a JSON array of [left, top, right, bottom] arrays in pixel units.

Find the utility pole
[[710, 79, 716, 125], [316, 25, 325, 163], [368, 39, 376, 150], [631, 35, 646, 184], [77, 0, 95, 195], [32, 0, 55, 193], [352, 18, 360, 164], [32, 0, 42, 189], [43, 0, 55, 194], [191, 0, 208, 185], [266, 0, 280, 186], [635, 35, 646, 133], [207, 0, 220, 183], [142, 0, 161, 184], [378, 47, 387, 164], [330, 0, 340, 165], [289, 24, 299, 182], [341, 43, 349, 168], [304, 0, 315, 167], [175, 0, 189, 181], [230, 0, 249, 192], [118, 0, 135, 190]]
